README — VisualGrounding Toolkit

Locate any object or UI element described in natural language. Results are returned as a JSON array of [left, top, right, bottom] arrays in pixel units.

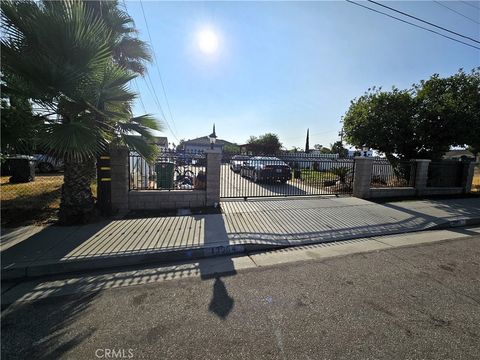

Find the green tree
[[1, 79, 44, 154], [1, 0, 161, 224], [330, 141, 348, 157], [343, 69, 480, 161], [305, 129, 310, 153], [176, 139, 185, 151], [223, 143, 240, 155], [83, 0, 151, 75], [246, 133, 282, 154]]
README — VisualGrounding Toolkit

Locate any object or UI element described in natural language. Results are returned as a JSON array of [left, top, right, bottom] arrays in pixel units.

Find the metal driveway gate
[[220, 153, 354, 198]]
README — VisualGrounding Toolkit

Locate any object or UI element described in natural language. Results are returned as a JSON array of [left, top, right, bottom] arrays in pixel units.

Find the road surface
[[2, 230, 480, 359]]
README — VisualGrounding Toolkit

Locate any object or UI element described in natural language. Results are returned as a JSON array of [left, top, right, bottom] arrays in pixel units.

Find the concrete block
[[175, 201, 190, 208]]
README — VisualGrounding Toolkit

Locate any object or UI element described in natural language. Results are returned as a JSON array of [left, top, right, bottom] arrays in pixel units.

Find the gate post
[[97, 153, 112, 215], [462, 161, 476, 194], [205, 149, 222, 207], [352, 157, 373, 199], [413, 159, 431, 196], [110, 146, 129, 213]]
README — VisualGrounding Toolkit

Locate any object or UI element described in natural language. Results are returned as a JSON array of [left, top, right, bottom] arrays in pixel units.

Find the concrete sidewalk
[[2, 197, 480, 279]]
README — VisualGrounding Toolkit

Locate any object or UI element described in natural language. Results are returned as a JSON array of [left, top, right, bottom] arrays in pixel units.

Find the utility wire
[[133, 79, 147, 114], [434, 1, 480, 25], [461, 1, 480, 11], [144, 70, 180, 142], [282, 129, 338, 141], [122, 0, 178, 141], [346, 0, 480, 50], [139, 0, 180, 139], [367, 0, 480, 44]]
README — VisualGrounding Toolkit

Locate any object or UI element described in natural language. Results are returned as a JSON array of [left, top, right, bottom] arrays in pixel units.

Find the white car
[[229, 155, 250, 173]]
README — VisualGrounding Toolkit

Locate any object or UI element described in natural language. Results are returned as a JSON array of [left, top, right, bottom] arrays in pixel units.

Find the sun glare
[[197, 29, 219, 55]]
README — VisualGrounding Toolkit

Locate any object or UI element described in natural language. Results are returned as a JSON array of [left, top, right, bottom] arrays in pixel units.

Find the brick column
[[352, 157, 373, 199], [462, 161, 476, 193], [110, 147, 129, 212], [413, 159, 430, 196], [205, 149, 221, 207]]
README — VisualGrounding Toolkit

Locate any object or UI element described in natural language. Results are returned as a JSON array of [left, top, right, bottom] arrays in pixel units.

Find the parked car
[[34, 154, 64, 173], [240, 156, 292, 183], [230, 155, 250, 173]]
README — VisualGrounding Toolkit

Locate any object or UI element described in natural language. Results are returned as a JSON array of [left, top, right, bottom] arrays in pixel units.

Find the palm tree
[[83, 0, 152, 75], [1, 0, 161, 224]]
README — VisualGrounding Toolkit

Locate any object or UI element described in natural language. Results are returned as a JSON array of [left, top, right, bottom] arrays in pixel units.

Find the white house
[[347, 146, 373, 157]]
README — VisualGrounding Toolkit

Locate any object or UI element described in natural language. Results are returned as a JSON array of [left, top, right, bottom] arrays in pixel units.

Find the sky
[[123, 1, 480, 150]]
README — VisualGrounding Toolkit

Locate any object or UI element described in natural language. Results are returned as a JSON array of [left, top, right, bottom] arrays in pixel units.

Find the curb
[[3, 216, 480, 281]]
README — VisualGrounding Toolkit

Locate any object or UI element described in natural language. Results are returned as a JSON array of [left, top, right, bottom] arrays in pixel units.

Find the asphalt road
[[2, 234, 480, 360]]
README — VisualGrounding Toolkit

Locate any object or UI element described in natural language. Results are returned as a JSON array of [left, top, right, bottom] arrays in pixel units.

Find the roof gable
[[184, 136, 233, 146]]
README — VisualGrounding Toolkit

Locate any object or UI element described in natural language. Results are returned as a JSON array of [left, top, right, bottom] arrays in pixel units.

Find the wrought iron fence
[[129, 149, 206, 190], [427, 160, 465, 188], [221, 152, 354, 198], [472, 163, 480, 193], [370, 159, 416, 188]]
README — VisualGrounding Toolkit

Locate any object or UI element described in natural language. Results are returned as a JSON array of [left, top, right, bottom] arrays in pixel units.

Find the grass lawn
[[300, 169, 337, 185], [1, 174, 97, 227]]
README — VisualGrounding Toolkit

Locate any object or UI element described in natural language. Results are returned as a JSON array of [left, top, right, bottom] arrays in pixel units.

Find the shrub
[[330, 167, 352, 183]]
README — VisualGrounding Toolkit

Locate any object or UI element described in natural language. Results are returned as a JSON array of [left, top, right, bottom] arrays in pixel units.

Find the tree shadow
[[1, 187, 62, 227], [1, 290, 100, 360]]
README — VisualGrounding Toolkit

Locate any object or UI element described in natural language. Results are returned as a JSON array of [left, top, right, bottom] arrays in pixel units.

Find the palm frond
[[121, 134, 158, 163], [130, 114, 162, 131], [40, 121, 109, 162]]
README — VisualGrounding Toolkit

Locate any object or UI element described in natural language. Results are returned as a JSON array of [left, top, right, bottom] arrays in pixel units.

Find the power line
[[367, 0, 480, 44], [282, 129, 338, 141], [461, 1, 480, 11], [122, 0, 177, 140], [133, 79, 147, 114], [144, 71, 180, 142], [122, 0, 179, 142], [346, 0, 480, 50], [139, 0, 180, 138], [434, 1, 480, 25]]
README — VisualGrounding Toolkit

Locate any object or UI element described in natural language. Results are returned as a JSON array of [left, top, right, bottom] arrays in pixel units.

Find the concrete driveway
[[220, 164, 333, 198]]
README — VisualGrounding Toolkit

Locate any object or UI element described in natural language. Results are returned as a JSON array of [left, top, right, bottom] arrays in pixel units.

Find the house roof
[[154, 136, 168, 145], [184, 136, 233, 146], [444, 149, 474, 158]]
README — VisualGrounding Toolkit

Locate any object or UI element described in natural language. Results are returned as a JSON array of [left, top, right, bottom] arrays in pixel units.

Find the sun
[[197, 29, 219, 55]]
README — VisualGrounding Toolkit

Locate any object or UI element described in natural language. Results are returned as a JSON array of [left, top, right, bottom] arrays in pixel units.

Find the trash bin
[[155, 161, 175, 189], [8, 155, 36, 183], [194, 170, 206, 190]]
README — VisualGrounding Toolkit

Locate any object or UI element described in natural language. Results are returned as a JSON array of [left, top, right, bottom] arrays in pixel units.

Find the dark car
[[230, 155, 250, 173], [240, 156, 292, 183], [34, 154, 64, 173]]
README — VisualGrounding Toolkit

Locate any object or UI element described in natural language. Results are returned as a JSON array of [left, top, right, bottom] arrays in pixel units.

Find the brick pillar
[[462, 161, 476, 193], [110, 147, 129, 212], [205, 149, 221, 207], [413, 159, 430, 196], [352, 157, 373, 199]]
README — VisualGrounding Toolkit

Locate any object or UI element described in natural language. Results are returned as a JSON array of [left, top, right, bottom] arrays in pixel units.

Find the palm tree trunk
[[59, 157, 96, 225]]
